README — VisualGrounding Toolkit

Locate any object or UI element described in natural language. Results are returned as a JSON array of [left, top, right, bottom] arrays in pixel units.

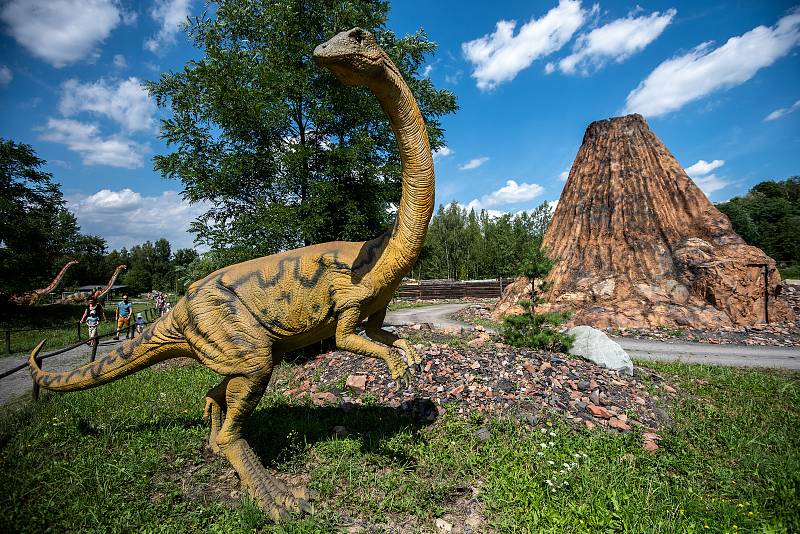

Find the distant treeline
[[716, 177, 800, 278], [410, 201, 552, 281]]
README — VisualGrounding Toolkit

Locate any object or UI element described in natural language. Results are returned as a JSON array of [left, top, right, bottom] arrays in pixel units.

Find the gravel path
[[385, 303, 479, 331], [615, 337, 800, 370]]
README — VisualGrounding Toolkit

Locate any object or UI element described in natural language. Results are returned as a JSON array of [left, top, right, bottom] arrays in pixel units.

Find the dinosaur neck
[[35, 261, 77, 298], [365, 62, 434, 286], [96, 266, 125, 299]]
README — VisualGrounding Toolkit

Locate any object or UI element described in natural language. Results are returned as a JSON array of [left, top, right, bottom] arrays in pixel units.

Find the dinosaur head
[[313, 28, 387, 86]]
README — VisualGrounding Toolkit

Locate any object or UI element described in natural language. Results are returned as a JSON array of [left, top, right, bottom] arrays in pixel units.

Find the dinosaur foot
[[246, 473, 315, 522], [393, 367, 413, 391], [224, 438, 315, 522]]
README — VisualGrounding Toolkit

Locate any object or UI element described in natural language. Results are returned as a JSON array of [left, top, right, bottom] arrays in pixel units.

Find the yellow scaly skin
[[28, 28, 434, 521], [9, 260, 79, 306]]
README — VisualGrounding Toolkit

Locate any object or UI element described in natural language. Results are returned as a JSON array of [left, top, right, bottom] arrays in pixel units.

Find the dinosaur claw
[[297, 498, 313, 514]]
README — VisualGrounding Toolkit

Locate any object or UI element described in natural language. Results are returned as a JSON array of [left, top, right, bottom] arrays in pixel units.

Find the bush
[[501, 301, 574, 352], [779, 264, 800, 279]]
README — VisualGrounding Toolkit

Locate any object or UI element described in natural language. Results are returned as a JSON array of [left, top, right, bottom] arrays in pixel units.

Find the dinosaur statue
[[63, 265, 127, 303], [94, 265, 127, 301], [9, 260, 79, 306], [29, 28, 434, 520]]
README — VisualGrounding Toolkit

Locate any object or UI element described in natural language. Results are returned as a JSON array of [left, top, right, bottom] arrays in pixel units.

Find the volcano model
[[494, 114, 794, 328]]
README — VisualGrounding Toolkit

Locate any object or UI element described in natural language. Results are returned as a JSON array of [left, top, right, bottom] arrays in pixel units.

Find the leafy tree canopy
[[0, 139, 107, 296], [716, 176, 800, 272], [148, 0, 457, 265]]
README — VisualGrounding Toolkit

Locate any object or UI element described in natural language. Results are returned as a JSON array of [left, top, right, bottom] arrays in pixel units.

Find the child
[[135, 313, 145, 336], [80, 298, 105, 347]]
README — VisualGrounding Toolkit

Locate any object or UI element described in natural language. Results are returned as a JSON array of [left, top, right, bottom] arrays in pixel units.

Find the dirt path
[[0, 341, 121, 406]]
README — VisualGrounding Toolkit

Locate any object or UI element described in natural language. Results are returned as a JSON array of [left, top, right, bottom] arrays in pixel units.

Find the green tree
[[0, 139, 105, 296], [516, 240, 555, 316], [717, 176, 800, 274], [148, 0, 457, 265]]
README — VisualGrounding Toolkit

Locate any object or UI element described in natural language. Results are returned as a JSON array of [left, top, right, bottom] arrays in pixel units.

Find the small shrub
[[779, 264, 800, 279], [501, 302, 574, 352]]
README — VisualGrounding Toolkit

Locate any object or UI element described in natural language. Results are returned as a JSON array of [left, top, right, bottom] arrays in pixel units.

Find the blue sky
[[1, 1, 798, 251]]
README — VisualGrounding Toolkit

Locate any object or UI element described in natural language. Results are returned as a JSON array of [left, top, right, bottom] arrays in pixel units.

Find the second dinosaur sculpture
[[30, 28, 434, 520], [9, 260, 78, 306], [62, 264, 127, 303]]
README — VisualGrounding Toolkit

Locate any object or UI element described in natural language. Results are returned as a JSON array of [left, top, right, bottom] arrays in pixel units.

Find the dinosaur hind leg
[[204, 377, 230, 455], [215, 373, 313, 521]]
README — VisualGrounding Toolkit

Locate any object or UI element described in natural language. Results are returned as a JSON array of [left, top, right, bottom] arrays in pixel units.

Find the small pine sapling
[[501, 240, 574, 352]]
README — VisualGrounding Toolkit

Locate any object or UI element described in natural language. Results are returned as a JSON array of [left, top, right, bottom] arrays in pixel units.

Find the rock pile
[[280, 327, 674, 433]]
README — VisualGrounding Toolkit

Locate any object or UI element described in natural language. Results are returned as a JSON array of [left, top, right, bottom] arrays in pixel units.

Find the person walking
[[114, 294, 133, 340], [134, 312, 145, 337], [79, 297, 106, 347]]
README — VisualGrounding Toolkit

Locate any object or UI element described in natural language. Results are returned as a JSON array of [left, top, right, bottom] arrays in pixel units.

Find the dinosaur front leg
[[336, 307, 413, 387], [215, 373, 312, 521], [365, 308, 422, 368]]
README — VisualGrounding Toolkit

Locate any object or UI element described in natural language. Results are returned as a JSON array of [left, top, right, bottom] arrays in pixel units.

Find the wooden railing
[[396, 278, 514, 300]]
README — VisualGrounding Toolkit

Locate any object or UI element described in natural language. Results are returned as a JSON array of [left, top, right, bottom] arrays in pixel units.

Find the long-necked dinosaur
[[29, 28, 434, 520], [9, 260, 79, 306], [63, 264, 127, 303]]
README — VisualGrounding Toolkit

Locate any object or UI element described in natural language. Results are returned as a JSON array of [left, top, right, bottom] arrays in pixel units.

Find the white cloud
[[113, 54, 127, 69], [693, 175, 729, 196], [0, 0, 128, 68], [557, 8, 676, 75], [462, 0, 591, 90], [433, 146, 454, 160], [625, 8, 800, 117], [39, 118, 149, 169], [684, 158, 729, 196], [0, 65, 11, 86], [559, 170, 570, 181], [685, 159, 725, 177], [764, 99, 800, 121], [422, 65, 433, 77], [145, 0, 192, 53], [459, 157, 489, 171], [59, 77, 157, 133], [67, 189, 210, 250], [467, 179, 545, 212]]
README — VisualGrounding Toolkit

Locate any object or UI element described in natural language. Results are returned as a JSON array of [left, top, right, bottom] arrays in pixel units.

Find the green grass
[[1, 361, 797, 532], [0, 301, 155, 355]]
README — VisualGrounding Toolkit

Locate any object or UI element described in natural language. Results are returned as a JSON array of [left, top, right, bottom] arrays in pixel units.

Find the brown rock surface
[[494, 114, 794, 328]]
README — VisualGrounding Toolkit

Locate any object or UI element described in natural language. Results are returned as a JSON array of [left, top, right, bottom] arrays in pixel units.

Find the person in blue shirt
[[114, 295, 133, 340]]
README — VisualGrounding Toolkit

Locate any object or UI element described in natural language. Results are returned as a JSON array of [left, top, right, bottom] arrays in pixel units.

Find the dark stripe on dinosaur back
[[351, 232, 390, 282]]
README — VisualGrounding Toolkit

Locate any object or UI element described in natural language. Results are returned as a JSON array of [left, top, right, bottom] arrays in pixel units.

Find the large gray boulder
[[567, 326, 634, 375]]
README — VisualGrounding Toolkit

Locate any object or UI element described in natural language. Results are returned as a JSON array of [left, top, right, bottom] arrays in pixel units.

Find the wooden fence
[[396, 278, 515, 300]]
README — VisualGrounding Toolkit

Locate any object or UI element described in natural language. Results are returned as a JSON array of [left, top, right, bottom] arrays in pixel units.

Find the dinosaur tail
[[29, 301, 192, 392]]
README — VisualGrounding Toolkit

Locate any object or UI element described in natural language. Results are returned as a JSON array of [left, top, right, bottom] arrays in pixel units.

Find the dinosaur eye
[[350, 28, 365, 44]]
